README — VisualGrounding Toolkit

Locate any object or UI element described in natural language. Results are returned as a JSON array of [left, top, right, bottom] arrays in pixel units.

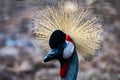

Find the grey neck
[[61, 49, 79, 80]]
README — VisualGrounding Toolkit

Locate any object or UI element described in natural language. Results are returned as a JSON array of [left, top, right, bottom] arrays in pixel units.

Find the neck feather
[[60, 49, 79, 80]]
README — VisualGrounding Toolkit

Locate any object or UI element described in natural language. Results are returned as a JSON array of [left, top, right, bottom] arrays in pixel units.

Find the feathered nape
[[33, 1, 104, 60]]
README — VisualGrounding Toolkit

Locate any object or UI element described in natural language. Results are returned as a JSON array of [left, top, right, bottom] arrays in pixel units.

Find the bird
[[33, 1, 104, 80]]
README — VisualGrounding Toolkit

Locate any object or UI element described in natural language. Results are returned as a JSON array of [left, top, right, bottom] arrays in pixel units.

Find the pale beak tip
[[42, 60, 44, 63]]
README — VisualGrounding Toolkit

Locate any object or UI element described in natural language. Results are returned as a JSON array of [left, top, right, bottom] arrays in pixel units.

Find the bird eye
[[62, 43, 67, 48]]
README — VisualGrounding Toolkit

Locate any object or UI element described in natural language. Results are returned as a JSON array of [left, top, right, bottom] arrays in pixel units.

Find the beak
[[42, 49, 58, 63]]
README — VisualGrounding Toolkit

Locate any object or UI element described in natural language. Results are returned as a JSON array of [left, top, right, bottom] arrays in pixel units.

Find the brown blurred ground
[[0, 0, 120, 80]]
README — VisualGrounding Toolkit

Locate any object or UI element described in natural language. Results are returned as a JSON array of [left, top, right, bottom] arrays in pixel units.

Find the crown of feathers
[[33, 1, 104, 60]]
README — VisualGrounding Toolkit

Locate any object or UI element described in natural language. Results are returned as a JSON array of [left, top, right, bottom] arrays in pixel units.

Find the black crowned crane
[[33, 1, 104, 80]]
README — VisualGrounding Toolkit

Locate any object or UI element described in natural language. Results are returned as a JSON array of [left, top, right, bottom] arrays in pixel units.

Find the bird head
[[42, 30, 66, 62], [42, 30, 74, 63]]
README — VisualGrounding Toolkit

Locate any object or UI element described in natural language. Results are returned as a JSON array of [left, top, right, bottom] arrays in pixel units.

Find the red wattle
[[60, 63, 68, 78], [66, 34, 73, 42]]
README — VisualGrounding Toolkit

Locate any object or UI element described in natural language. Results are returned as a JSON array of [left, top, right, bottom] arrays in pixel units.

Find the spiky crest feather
[[33, 1, 104, 59]]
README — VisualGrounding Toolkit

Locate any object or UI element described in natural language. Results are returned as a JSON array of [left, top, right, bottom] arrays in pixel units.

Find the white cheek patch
[[63, 41, 74, 59]]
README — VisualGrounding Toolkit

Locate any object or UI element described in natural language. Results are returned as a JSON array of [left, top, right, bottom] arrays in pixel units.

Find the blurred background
[[0, 0, 120, 80]]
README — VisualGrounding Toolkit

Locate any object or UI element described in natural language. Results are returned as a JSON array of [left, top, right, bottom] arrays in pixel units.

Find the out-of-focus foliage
[[0, 0, 120, 80]]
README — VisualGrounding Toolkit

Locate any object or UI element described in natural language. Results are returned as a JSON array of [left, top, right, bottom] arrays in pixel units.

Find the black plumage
[[49, 30, 66, 48]]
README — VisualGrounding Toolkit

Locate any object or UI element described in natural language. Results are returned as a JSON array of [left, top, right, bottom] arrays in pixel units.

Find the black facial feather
[[49, 30, 66, 48]]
